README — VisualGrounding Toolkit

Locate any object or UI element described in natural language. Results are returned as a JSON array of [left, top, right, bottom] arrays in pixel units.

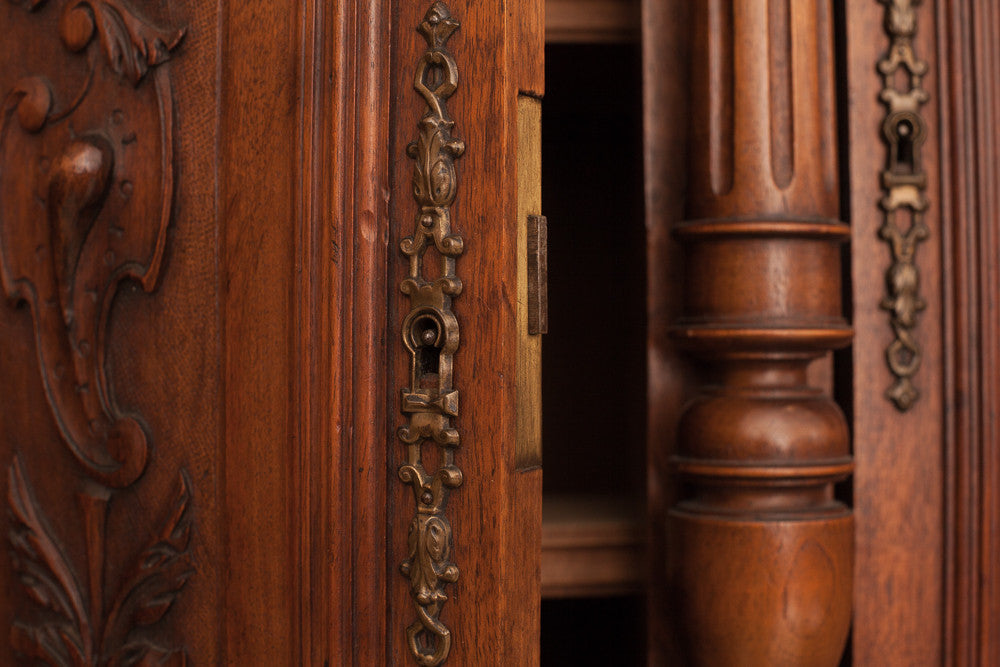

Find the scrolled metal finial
[[417, 2, 460, 47]]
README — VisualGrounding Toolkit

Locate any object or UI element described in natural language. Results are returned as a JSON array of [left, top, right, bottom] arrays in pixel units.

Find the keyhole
[[895, 118, 915, 173], [413, 316, 441, 384]]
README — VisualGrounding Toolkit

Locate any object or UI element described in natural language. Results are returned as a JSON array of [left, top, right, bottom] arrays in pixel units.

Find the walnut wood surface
[[328, 1, 393, 663], [642, 0, 696, 662], [0, 0, 419, 663]]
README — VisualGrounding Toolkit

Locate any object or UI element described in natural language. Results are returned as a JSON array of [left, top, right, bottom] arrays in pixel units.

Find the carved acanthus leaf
[[8, 460, 195, 665], [103, 472, 194, 655], [81, 2, 184, 84], [114, 643, 189, 667], [10, 622, 82, 667], [11, 0, 184, 83], [7, 457, 89, 665]]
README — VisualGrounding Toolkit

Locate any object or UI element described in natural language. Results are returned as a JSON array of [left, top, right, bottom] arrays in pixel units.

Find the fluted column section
[[667, 1, 852, 665]]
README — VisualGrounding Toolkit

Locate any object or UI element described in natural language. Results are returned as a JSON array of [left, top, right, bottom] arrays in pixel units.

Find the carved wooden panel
[[0, 2, 192, 664]]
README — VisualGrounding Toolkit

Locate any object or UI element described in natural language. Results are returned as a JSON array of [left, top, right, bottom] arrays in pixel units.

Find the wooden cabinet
[[1, 0, 999, 665]]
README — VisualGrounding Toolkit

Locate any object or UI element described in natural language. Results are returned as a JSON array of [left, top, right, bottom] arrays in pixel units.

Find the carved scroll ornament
[[398, 3, 464, 665], [878, 0, 929, 411], [0, 2, 193, 664]]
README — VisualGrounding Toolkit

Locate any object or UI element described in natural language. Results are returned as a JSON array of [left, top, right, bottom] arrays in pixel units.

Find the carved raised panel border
[[0, 2, 193, 664]]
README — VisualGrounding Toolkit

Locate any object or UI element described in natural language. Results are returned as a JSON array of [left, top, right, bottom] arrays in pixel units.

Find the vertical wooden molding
[[0, 2, 193, 664], [397, 3, 464, 665], [667, 1, 853, 664], [938, 0, 1000, 664], [325, 0, 393, 663]]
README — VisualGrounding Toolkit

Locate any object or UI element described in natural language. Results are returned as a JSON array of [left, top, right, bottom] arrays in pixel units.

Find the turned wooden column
[[666, 1, 853, 664]]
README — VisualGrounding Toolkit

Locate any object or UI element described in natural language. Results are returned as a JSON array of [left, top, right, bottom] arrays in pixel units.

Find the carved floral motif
[[1, 2, 192, 663], [8, 458, 193, 667]]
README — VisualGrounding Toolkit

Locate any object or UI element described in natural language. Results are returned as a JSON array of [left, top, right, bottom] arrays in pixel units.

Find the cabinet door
[[0, 0, 543, 664]]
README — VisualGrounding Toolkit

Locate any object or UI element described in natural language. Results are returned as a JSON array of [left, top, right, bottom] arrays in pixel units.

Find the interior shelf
[[546, 0, 640, 43], [541, 495, 645, 598], [540, 38, 646, 601]]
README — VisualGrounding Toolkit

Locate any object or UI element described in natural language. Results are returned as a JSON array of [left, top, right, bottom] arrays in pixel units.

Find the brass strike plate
[[527, 214, 548, 336], [515, 97, 543, 471]]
